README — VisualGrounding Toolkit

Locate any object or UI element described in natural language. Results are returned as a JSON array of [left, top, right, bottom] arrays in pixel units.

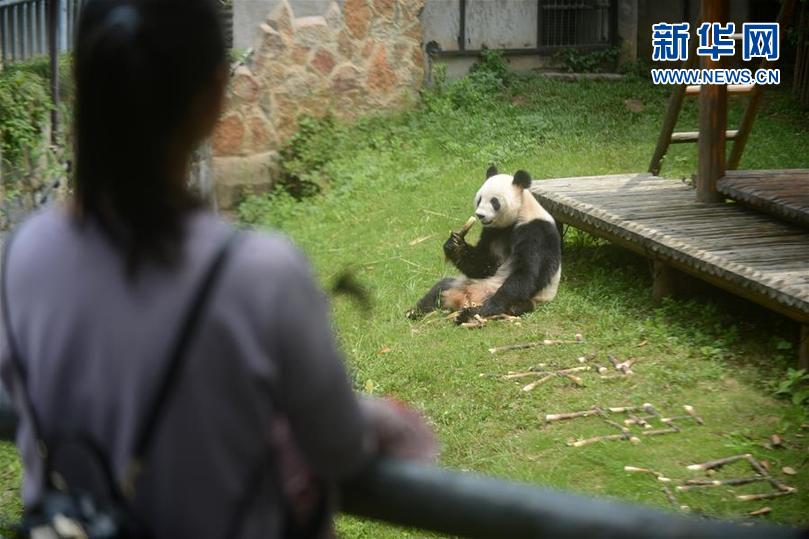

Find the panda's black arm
[[479, 221, 559, 316], [445, 230, 500, 278]]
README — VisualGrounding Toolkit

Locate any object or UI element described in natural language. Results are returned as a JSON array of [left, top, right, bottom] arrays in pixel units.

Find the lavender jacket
[[0, 206, 369, 538]]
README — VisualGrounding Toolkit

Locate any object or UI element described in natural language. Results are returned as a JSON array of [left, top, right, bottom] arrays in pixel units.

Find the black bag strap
[[123, 230, 241, 496], [1, 232, 48, 460], [1, 228, 241, 500]]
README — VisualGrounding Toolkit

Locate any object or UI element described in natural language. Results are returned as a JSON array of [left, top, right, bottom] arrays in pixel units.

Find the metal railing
[[0, 0, 84, 64], [0, 400, 803, 538], [540, 0, 612, 48]]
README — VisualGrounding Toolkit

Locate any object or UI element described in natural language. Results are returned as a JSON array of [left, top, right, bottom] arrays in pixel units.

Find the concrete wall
[[422, 0, 538, 52], [234, 0, 342, 49], [465, 0, 537, 50], [421, 0, 550, 77]]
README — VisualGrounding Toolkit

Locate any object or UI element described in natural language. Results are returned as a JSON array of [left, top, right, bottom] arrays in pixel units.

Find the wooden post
[[697, 0, 728, 203], [728, 0, 798, 169], [649, 22, 701, 176], [652, 260, 675, 302], [800, 325, 808, 370]]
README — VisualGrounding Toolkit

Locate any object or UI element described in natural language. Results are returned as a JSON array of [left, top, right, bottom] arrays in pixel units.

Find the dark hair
[[74, 0, 226, 269]]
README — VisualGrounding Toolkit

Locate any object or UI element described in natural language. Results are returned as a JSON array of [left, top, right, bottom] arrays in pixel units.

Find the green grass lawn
[[240, 68, 809, 535], [2, 67, 809, 534]]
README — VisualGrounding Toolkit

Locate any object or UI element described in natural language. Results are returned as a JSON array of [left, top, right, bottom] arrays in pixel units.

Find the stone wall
[[212, 0, 425, 209]]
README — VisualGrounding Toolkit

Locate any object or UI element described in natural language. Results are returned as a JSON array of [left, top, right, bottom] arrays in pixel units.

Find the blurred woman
[[0, 0, 435, 537]]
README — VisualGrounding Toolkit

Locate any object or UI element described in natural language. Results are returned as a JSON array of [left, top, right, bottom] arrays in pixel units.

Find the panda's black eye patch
[[490, 198, 500, 211], [476, 196, 481, 207]]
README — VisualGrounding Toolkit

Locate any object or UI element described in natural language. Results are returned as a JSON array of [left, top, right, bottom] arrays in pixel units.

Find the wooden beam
[[727, 0, 798, 170], [648, 22, 700, 176], [697, 0, 729, 203], [652, 261, 675, 302]]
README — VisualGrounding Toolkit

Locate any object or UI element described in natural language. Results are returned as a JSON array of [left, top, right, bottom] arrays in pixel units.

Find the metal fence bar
[[38, 0, 45, 56], [0, 0, 82, 62], [341, 459, 802, 539], [0, 393, 802, 538], [1, 8, 7, 63], [538, 0, 612, 49]]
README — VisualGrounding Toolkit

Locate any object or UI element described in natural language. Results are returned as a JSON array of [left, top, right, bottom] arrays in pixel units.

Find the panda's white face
[[474, 174, 523, 228]]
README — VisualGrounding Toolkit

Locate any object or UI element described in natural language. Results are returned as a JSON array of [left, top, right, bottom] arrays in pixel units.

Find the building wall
[[420, 0, 621, 78]]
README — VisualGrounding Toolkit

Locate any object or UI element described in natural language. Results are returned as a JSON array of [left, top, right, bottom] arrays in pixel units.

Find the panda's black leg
[[407, 278, 455, 319], [507, 300, 535, 316]]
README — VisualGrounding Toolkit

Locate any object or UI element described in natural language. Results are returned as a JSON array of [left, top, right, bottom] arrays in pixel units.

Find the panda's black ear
[[485, 165, 498, 179], [513, 170, 532, 189]]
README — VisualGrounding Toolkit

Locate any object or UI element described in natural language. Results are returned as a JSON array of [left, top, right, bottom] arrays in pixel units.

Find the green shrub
[[423, 48, 511, 113], [276, 115, 344, 199], [553, 46, 620, 73], [0, 69, 52, 169], [773, 368, 809, 407], [1, 54, 74, 174]]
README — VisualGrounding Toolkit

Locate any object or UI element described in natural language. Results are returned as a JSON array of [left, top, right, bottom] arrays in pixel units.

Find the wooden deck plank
[[718, 170, 809, 229], [530, 173, 809, 324]]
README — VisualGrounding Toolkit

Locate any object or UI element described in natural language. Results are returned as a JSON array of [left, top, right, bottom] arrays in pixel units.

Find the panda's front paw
[[454, 307, 480, 325], [443, 232, 466, 261]]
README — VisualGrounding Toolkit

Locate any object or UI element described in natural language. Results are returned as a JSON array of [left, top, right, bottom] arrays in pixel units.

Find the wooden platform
[[718, 169, 809, 229], [530, 173, 809, 366]]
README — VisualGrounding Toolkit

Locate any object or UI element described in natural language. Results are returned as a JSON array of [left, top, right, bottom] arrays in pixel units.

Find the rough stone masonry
[[212, 0, 426, 209]]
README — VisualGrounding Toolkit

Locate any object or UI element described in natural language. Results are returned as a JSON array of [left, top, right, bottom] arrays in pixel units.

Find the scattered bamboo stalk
[[545, 408, 601, 422], [502, 371, 550, 380], [569, 433, 629, 447], [676, 477, 766, 491], [408, 234, 435, 246], [748, 507, 772, 517], [624, 466, 671, 482], [737, 490, 796, 502], [662, 485, 680, 509], [547, 402, 702, 448], [624, 415, 653, 428], [643, 403, 660, 416], [607, 355, 634, 375], [522, 374, 555, 392], [561, 373, 585, 386], [745, 455, 792, 492], [687, 454, 749, 471], [607, 405, 642, 413], [682, 405, 704, 425], [642, 427, 680, 437], [576, 354, 595, 364], [601, 417, 630, 434], [557, 366, 590, 375], [488, 334, 584, 354]]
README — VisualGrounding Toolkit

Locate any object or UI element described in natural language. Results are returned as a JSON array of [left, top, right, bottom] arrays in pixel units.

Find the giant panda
[[408, 166, 561, 323]]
